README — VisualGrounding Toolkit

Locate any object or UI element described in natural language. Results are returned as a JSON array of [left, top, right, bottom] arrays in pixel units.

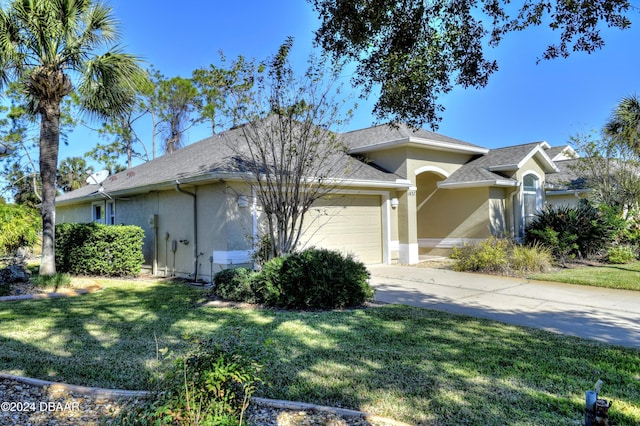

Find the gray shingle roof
[[57, 124, 405, 204], [545, 158, 587, 189], [440, 142, 556, 188], [341, 123, 487, 153]]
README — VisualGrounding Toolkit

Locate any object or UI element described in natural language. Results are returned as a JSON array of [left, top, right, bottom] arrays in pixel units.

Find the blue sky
[[61, 1, 640, 162]]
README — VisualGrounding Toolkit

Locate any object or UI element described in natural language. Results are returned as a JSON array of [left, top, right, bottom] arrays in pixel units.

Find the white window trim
[[521, 172, 544, 236], [91, 201, 105, 223], [106, 201, 116, 225]]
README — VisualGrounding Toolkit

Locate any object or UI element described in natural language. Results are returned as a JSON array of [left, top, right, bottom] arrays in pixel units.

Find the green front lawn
[[0, 279, 639, 425], [529, 261, 640, 291]]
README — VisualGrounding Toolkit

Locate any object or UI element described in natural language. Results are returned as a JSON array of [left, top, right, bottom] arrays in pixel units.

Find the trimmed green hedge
[[55, 222, 144, 276]]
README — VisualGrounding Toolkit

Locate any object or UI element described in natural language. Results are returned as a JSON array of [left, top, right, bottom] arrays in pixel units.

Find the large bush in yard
[[56, 222, 144, 276], [213, 267, 257, 303], [277, 248, 373, 309], [525, 202, 611, 262], [213, 248, 373, 309]]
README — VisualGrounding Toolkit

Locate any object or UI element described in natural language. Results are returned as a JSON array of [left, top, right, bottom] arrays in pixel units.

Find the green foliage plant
[[451, 237, 552, 276], [55, 222, 144, 276], [277, 248, 373, 309], [451, 237, 509, 274], [115, 336, 261, 425], [213, 248, 373, 310], [212, 268, 257, 303], [251, 256, 284, 305], [510, 242, 553, 275], [0, 203, 40, 256], [606, 245, 637, 264], [525, 202, 611, 262]]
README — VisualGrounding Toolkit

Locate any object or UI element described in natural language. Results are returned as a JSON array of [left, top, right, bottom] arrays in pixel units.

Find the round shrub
[[606, 245, 637, 264], [451, 238, 553, 276], [277, 248, 373, 309], [213, 267, 257, 302], [251, 256, 284, 305], [451, 237, 509, 273]]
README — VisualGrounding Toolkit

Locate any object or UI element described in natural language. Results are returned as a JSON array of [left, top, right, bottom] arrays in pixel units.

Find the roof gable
[[343, 123, 488, 155], [439, 142, 559, 189]]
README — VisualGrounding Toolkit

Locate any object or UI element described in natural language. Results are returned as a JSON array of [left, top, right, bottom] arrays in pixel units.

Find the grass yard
[[0, 278, 639, 425], [529, 261, 640, 291]]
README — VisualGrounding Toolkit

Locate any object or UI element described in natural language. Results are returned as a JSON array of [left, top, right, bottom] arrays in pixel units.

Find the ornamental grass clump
[[451, 237, 552, 276]]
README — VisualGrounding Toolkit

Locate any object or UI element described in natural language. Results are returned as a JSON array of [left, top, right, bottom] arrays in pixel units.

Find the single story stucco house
[[56, 123, 582, 280]]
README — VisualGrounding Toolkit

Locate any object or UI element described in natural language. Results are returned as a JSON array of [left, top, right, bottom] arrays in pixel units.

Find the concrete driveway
[[368, 264, 640, 349]]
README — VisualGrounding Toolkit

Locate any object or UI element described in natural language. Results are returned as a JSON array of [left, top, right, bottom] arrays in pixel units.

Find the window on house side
[[523, 174, 542, 229], [106, 201, 115, 225], [93, 204, 104, 223]]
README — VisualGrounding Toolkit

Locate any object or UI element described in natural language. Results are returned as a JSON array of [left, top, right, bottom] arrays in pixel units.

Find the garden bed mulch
[[0, 284, 102, 302], [0, 375, 409, 426]]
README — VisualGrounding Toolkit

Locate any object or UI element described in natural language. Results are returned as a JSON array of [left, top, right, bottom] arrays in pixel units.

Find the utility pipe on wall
[[175, 180, 199, 280]]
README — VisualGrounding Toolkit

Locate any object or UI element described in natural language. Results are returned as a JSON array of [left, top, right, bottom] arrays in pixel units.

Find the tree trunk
[[38, 103, 61, 276]]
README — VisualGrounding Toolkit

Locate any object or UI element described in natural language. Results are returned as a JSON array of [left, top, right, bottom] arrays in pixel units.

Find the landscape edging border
[[0, 284, 101, 302], [0, 373, 411, 426]]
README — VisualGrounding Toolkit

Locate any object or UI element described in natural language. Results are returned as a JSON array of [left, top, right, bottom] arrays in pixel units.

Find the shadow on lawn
[[0, 280, 207, 389], [201, 301, 640, 425], [1, 279, 639, 425]]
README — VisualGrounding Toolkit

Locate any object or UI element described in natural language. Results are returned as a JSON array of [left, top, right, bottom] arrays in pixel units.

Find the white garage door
[[300, 194, 383, 264]]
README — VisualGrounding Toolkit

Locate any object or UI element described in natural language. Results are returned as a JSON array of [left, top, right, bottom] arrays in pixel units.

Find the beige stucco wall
[[405, 148, 474, 180], [419, 186, 492, 240], [362, 146, 473, 180], [55, 182, 255, 280], [56, 203, 92, 224], [489, 187, 509, 236], [546, 193, 581, 207]]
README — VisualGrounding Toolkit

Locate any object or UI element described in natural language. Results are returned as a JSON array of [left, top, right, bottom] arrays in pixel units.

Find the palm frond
[[77, 49, 146, 118]]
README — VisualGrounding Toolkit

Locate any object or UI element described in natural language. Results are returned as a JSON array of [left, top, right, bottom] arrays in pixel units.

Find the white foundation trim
[[399, 243, 419, 264], [418, 238, 484, 249], [212, 250, 253, 265]]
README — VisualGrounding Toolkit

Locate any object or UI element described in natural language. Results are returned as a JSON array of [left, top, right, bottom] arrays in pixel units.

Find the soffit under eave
[[437, 179, 519, 189], [348, 138, 489, 156]]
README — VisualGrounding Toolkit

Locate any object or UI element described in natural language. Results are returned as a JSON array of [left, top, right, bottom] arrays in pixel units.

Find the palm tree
[[57, 156, 90, 193], [604, 94, 640, 153], [0, 0, 145, 275]]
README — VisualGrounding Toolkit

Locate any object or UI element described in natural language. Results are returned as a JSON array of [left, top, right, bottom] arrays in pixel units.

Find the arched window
[[523, 174, 542, 228]]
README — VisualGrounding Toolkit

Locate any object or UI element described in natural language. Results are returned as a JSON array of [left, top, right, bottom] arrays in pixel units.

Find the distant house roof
[[545, 158, 586, 190], [343, 123, 489, 155], [439, 142, 559, 189], [56, 123, 408, 205], [545, 145, 578, 162]]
